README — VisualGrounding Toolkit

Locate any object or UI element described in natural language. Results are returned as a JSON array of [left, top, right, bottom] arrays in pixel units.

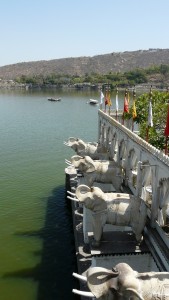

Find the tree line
[[15, 64, 169, 88]]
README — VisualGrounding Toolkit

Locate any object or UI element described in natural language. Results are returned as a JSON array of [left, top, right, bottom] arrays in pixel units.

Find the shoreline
[[0, 81, 166, 92]]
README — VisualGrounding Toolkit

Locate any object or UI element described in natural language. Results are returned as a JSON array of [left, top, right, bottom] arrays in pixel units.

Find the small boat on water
[[48, 97, 61, 102], [89, 99, 98, 105]]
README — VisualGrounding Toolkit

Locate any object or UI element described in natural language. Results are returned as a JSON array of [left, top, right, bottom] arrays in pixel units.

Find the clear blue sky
[[0, 0, 169, 67]]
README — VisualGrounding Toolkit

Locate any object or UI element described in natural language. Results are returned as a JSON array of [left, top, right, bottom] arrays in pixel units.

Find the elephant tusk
[[77, 173, 83, 177], [72, 289, 94, 297], [72, 272, 87, 282], [64, 142, 70, 146], [67, 190, 76, 196], [65, 162, 72, 166], [67, 195, 79, 202], [70, 178, 78, 183], [65, 159, 73, 166]]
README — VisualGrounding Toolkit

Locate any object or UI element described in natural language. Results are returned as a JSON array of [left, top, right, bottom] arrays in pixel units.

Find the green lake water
[[0, 89, 124, 300]]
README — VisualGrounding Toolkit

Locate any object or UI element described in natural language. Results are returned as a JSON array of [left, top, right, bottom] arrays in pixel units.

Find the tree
[[160, 64, 169, 76], [133, 91, 169, 149]]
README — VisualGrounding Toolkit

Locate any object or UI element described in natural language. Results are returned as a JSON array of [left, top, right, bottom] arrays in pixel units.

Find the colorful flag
[[107, 90, 112, 107], [105, 90, 108, 106], [100, 90, 104, 105], [132, 99, 137, 119], [115, 91, 119, 112], [164, 104, 169, 136], [123, 95, 129, 113], [147, 100, 153, 127]]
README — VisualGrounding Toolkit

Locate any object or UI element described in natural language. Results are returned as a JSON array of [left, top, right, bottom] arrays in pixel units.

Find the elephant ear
[[91, 187, 107, 211], [68, 137, 78, 146], [71, 155, 83, 167], [86, 267, 119, 299], [84, 156, 95, 173], [75, 184, 91, 201], [77, 140, 86, 152]]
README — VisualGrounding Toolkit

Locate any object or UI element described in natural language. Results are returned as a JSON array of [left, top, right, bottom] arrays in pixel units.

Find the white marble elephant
[[74, 185, 147, 246], [69, 155, 122, 191], [73, 262, 169, 300], [64, 137, 109, 160]]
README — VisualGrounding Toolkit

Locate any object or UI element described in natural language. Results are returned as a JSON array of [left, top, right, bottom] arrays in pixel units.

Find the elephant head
[[71, 155, 96, 173], [64, 137, 86, 153], [75, 184, 147, 245], [75, 184, 107, 212], [73, 263, 145, 300]]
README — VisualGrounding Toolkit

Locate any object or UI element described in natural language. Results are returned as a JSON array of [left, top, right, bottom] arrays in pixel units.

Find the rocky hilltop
[[0, 49, 169, 80]]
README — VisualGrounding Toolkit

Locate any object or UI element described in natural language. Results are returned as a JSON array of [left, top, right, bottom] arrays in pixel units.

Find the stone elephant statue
[[73, 262, 169, 299], [64, 137, 109, 160], [70, 155, 122, 191], [75, 184, 147, 246]]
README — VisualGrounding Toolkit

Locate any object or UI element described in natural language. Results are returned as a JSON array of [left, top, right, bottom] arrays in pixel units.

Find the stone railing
[[98, 109, 169, 236]]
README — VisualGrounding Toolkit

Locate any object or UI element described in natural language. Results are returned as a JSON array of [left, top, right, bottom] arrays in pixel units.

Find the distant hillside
[[0, 49, 169, 80]]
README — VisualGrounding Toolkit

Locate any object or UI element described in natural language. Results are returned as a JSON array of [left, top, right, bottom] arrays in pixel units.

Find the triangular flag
[[107, 90, 112, 107], [148, 100, 153, 127], [100, 90, 104, 105], [124, 95, 129, 113], [105, 90, 108, 106], [132, 100, 137, 119]]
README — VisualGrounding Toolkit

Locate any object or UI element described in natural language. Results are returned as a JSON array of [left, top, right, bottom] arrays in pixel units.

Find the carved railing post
[[136, 162, 143, 197]]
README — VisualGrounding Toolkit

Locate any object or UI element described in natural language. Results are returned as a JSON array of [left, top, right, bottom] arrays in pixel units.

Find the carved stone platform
[[88, 231, 149, 256]]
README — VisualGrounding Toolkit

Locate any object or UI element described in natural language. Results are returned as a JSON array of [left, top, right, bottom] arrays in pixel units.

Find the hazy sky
[[0, 0, 169, 66]]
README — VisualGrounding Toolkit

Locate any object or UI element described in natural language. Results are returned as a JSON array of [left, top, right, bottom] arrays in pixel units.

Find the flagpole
[[132, 87, 136, 132], [116, 86, 118, 120], [127, 88, 130, 105], [122, 89, 128, 125], [108, 86, 111, 116], [146, 126, 149, 142], [165, 136, 168, 155], [146, 86, 153, 143], [105, 86, 107, 112]]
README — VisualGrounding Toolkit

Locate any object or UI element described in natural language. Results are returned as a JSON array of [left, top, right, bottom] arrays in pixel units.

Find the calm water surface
[[0, 89, 124, 300]]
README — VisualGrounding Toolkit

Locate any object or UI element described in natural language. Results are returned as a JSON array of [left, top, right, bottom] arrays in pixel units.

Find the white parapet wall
[[98, 109, 169, 244]]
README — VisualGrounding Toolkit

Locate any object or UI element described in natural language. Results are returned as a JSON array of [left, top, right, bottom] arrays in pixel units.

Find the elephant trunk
[[125, 288, 144, 300]]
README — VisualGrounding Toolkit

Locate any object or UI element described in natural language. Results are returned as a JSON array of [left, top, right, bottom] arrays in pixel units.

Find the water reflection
[[2, 186, 79, 300]]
